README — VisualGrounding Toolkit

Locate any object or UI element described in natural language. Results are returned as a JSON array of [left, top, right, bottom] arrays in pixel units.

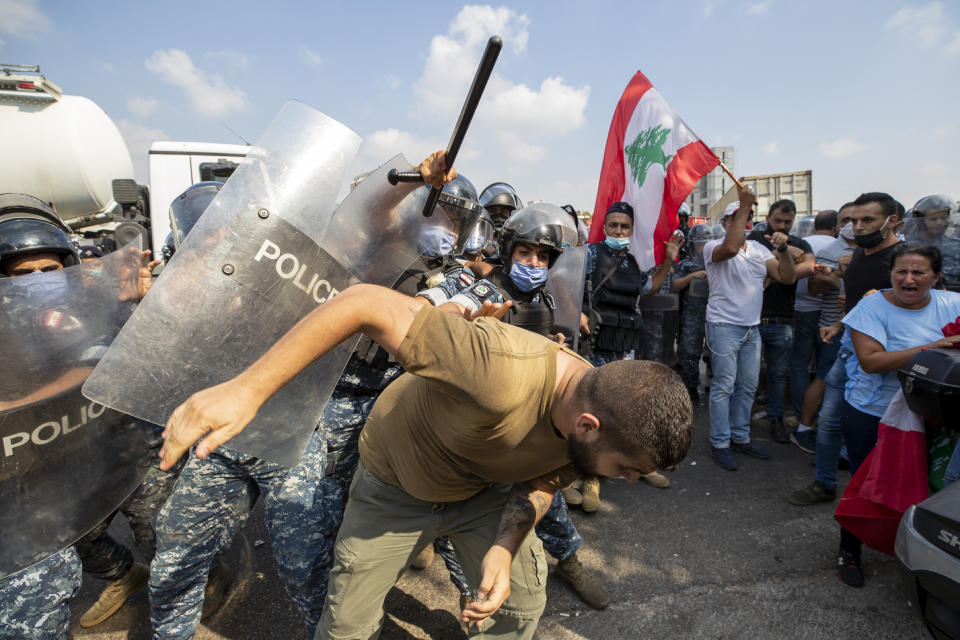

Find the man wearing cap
[[704, 187, 796, 471]]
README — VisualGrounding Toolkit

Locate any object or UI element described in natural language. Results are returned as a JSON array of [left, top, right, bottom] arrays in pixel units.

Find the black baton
[[387, 35, 502, 217]]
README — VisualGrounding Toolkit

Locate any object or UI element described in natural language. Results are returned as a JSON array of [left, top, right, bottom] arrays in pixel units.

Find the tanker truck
[[0, 64, 247, 254]]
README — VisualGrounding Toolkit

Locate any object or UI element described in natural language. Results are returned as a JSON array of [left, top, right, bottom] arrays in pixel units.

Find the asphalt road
[[70, 400, 932, 640]]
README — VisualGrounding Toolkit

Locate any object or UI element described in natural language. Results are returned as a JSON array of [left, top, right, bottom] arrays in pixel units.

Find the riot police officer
[[677, 203, 691, 260], [0, 194, 162, 637], [0, 196, 84, 640], [904, 195, 960, 290], [479, 181, 523, 230], [581, 201, 683, 366], [672, 224, 715, 402]]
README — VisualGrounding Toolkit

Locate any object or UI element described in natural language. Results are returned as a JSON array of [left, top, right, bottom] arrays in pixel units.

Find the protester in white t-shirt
[[704, 187, 797, 471]]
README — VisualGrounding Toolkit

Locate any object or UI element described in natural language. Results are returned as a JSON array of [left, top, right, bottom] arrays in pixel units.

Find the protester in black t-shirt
[[746, 200, 815, 443]]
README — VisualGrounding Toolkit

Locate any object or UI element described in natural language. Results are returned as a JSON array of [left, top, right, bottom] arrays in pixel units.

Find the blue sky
[[3, 0, 957, 213]]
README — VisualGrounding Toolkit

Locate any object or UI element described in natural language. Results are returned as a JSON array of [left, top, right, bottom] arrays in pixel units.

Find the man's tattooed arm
[[492, 482, 556, 556]]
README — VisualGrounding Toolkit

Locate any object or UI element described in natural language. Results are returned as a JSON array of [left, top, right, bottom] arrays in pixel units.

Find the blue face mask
[[419, 225, 456, 258], [509, 261, 549, 293], [603, 235, 630, 251]]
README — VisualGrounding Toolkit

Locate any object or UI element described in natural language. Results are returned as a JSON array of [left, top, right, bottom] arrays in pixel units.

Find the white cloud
[[0, 0, 50, 38], [946, 31, 960, 55], [127, 96, 158, 118], [204, 49, 250, 69], [763, 140, 778, 154], [484, 76, 588, 136], [819, 138, 868, 158], [355, 129, 445, 170], [115, 119, 170, 183], [414, 6, 588, 138], [385, 74, 402, 90], [505, 140, 545, 165], [703, 2, 714, 17], [746, 0, 773, 15], [300, 44, 323, 67], [145, 49, 248, 117], [885, 2, 947, 44]]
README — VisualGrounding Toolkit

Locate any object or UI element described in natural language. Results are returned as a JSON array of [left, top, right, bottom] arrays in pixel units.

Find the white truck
[[0, 64, 247, 254]]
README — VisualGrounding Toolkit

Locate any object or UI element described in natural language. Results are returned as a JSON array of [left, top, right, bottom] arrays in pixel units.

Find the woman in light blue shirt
[[835, 242, 960, 587]]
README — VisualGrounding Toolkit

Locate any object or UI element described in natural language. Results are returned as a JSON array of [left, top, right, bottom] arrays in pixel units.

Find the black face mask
[[853, 217, 890, 249]]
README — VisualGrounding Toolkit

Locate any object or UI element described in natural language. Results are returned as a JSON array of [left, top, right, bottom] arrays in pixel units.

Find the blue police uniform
[[0, 548, 81, 640]]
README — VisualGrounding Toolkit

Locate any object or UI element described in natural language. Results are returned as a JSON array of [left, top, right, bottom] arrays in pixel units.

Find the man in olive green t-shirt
[[160, 284, 691, 639], [158, 149, 692, 640]]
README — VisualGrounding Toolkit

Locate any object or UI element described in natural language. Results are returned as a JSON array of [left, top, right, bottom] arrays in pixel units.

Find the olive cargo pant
[[316, 462, 547, 640]]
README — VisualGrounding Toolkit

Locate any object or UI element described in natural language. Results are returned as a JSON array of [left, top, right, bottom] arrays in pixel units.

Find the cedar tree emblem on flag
[[625, 125, 674, 189], [589, 71, 720, 269]]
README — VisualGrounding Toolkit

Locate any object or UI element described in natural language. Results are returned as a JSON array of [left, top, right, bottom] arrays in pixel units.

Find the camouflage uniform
[[75, 424, 184, 580], [589, 349, 635, 366], [0, 547, 81, 640], [674, 257, 709, 390], [148, 427, 327, 639], [308, 357, 407, 597]]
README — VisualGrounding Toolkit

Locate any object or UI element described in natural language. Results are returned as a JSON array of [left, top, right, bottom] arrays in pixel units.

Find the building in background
[[684, 146, 734, 225], [708, 170, 813, 222]]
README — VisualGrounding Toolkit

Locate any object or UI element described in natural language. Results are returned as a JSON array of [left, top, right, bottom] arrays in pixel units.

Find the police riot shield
[[0, 245, 154, 577], [549, 244, 588, 351], [83, 101, 430, 468]]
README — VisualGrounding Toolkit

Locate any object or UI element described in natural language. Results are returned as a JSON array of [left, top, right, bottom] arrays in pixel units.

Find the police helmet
[[169, 182, 223, 250], [909, 195, 957, 218], [561, 204, 588, 246], [678, 202, 691, 220], [429, 175, 481, 251], [460, 209, 496, 258], [711, 223, 726, 238], [0, 193, 80, 274], [793, 214, 815, 238], [480, 182, 523, 227], [688, 224, 715, 244], [498, 203, 577, 270], [751, 221, 768, 236]]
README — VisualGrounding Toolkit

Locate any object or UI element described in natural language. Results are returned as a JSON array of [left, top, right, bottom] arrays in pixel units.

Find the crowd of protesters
[[581, 185, 960, 589], [589, 186, 960, 590]]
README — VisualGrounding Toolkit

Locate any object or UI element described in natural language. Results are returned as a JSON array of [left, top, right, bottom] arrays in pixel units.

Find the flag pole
[[718, 161, 743, 190], [676, 114, 744, 190]]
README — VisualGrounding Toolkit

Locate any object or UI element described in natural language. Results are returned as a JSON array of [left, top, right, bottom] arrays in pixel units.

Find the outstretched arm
[[159, 284, 425, 468], [462, 480, 555, 628], [160, 285, 512, 469]]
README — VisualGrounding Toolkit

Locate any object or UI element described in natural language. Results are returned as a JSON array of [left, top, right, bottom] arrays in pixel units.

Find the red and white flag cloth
[[834, 390, 929, 556], [589, 70, 719, 270]]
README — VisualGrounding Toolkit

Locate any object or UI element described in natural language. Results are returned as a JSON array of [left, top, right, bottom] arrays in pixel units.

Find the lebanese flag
[[834, 390, 929, 556], [590, 71, 719, 270]]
